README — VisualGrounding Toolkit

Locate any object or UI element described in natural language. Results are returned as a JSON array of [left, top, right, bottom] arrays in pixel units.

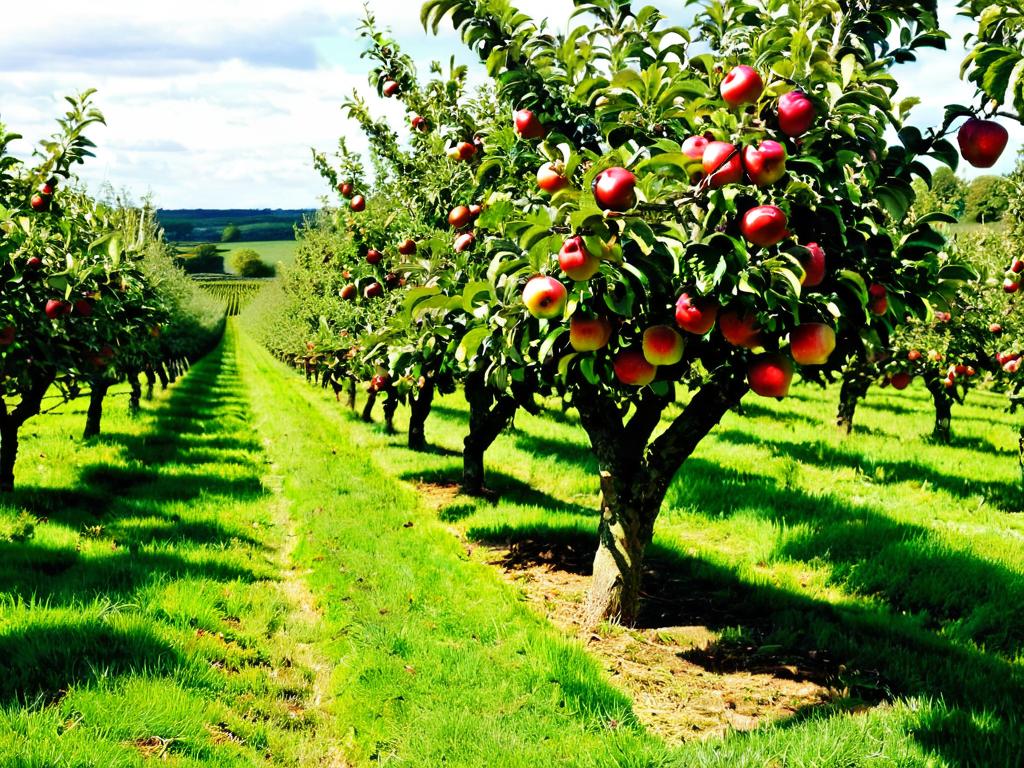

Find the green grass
[[3, 324, 1022, 765], [219, 241, 297, 272]]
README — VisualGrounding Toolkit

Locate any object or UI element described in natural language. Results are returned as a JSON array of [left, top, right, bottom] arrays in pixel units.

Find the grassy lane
[[0, 330, 336, 765], [235, 324, 673, 767]]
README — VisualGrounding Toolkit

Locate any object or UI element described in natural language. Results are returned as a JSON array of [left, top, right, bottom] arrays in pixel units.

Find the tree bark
[[408, 378, 436, 451], [382, 389, 398, 434], [156, 363, 169, 391], [84, 379, 111, 438], [924, 370, 953, 443], [144, 367, 156, 400], [577, 374, 748, 627], [361, 388, 377, 422], [462, 370, 518, 495], [346, 378, 357, 410], [128, 371, 142, 415], [0, 374, 53, 492], [836, 365, 871, 434]]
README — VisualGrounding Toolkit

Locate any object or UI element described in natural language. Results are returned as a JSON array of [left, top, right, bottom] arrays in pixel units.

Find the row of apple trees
[[0, 92, 225, 492], [244, 0, 1020, 625]]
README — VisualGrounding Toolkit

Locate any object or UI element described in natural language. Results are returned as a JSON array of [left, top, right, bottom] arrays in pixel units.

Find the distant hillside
[[157, 209, 314, 242]]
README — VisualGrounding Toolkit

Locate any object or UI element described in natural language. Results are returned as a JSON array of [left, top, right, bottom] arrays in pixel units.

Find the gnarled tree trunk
[[128, 371, 142, 415], [156, 363, 169, 391], [924, 370, 953, 443], [0, 374, 53, 493], [462, 370, 518, 495], [346, 378, 357, 410], [836, 364, 871, 434], [382, 389, 398, 434], [361, 388, 377, 422], [408, 378, 436, 451], [84, 378, 111, 438], [144, 367, 156, 400]]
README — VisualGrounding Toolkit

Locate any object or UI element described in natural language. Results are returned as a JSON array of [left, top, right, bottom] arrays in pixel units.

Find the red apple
[[1011, 259, 1024, 274], [366, 249, 383, 265], [30, 194, 48, 212], [957, 118, 1009, 169], [614, 350, 657, 386], [0, 326, 14, 346], [743, 141, 787, 187], [747, 353, 793, 398], [720, 65, 764, 107], [383, 79, 399, 97], [45, 299, 68, 319], [569, 316, 612, 352], [798, 243, 826, 287], [642, 325, 685, 366], [339, 182, 353, 198], [73, 299, 93, 317], [868, 283, 888, 315], [719, 307, 762, 348], [449, 205, 472, 229], [522, 275, 567, 319], [592, 167, 637, 212], [398, 239, 417, 256], [340, 284, 357, 301], [411, 115, 428, 132], [26, 256, 43, 270], [990, 323, 1003, 334], [350, 195, 366, 212], [891, 372, 912, 390], [364, 282, 383, 299], [468, 204, 482, 218], [908, 349, 922, 361], [537, 163, 569, 194], [740, 205, 789, 247], [455, 141, 477, 161], [558, 236, 601, 281], [682, 135, 709, 160], [1004, 358, 1021, 374], [929, 349, 943, 362], [453, 232, 476, 252], [702, 141, 743, 187], [674, 293, 718, 335], [514, 109, 546, 140], [789, 323, 836, 365], [1004, 277, 1019, 294], [39, 182, 55, 196], [778, 91, 815, 136]]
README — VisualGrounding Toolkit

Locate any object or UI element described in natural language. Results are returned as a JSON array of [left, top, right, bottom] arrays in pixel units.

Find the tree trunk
[[462, 371, 518, 495], [346, 378, 357, 410], [144, 367, 156, 400], [361, 388, 377, 422], [1018, 427, 1024, 493], [836, 365, 870, 434], [382, 390, 398, 434], [84, 379, 111, 439], [128, 371, 142, 415], [0, 374, 52, 492], [924, 370, 952, 443], [0, 421, 19, 493], [157, 364, 169, 391], [408, 378, 436, 451]]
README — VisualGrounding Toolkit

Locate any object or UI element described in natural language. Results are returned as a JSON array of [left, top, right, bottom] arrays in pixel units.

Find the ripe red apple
[[890, 372, 912, 390], [797, 243, 826, 287], [990, 323, 1003, 334], [340, 284, 357, 301], [908, 349, 922, 361], [954, 363, 968, 376], [957, 118, 1009, 168], [569, 316, 612, 352], [743, 141, 787, 187], [682, 135, 709, 160], [398, 239, 417, 256], [789, 323, 836, 365], [558, 237, 601, 281], [740, 205, 789, 247], [30, 194, 48, 212], [350, 195, 366, 212], [0, 326, 14, 346], [364, 282, 383, 299], [675, 293, 718, 335], [384, 272, 400, 289], [747, 353, 793, 398], [614, 350, 657, 386], [702, 141, 743, 187], [455, 141, 477, 161], [720, 65, 764, 107], [778, 91, 815, 136], [592, 167, 637, 212], [39, 182, 55, 196], [929, 349, 943, 362], [522, 275, 567, 319], [1011, 259, 1024, 274], [45, 299, 68, 319], [339, 182, 353, 198], [642, 325, 685, 366], [719, 307, 762, 348], [453, 232, 476, 253], [943, 376, 955, 389], [1004, 277, 1019, 294], [468, 204, 482, 218], [383, 79, 400, 97], [411, 115, 428, 132], [537, 163, 569, 194], [26, 256, 43, 270], [1004, 358, 1021, 374], [514, 109, 546, 140], [366, 249, 383, 265], [73, 299, 93, 317], [868, 283, 888, 315], [449, 205, 472, 229]]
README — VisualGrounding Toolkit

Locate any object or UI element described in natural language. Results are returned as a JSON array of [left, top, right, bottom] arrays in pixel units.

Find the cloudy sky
[[0, 1, 1018, 210]]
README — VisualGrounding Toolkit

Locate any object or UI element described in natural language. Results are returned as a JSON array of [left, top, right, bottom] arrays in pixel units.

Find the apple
[[789, 323, 836, 365], [614, 350, 657, 386], [0, 327, 14, 346], [674, 293, 718, 335], [966, 366, 976, 377], [558, 236, 601, 281], [340, 284, 356, 301], [682, 135, 709, 160], [350, 195, 366, 212], [514, 109, 546, 140], [468, 204, 482, 218], [383, 79, 399, 97], [26, 256, 42, 270], [369, 374, 389, 392], [702, 141, 744, 187], [954, 364, 968, 376], [453, 232, 476, 252], [743, 140, 787, 187], [411, 115, 428, 132], [1004, 277, 1019, 294], [929, 349, 943, 362], [455, 141, 477, 161], [446, 146, 463, 161], [1011, 259, 1024, 274], [339, 182, 353, 198], [891, 372, 912, 390], [720, 65, 764, 107], [797, 242, 826, 287], [592, 167, 637, 212], [991, 323, 1003, 334], [366, 249, 383, 265], [1004, 358, 1021, 374], [73, 299, 93, 317], [642, 325, 685, 366], [569, 316, 612, 352], [778, 91, 815, 136], [740, 205, 789, 247], [957, 118, 1009, 168], [398, 239, 417, 256], [30, 194, 48, 212], [449, 205, 472, 229], [868, 283, 888, 315], [364, 282, 383, 299], [522, 275, 567, 319], [45, 299, 69, 319], [908, 349, 922, 361], [747, 353, 793, 398], [719, 307, 762, 348], [39, 182, 55, 196], [537, 163, 569, 194], [943, 376, 955, 389], [385, 272, 400, 288]]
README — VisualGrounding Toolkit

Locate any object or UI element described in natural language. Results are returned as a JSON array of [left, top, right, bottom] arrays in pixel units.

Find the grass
[[3, 322, 1022, 765], [219, 240, 297, 272]]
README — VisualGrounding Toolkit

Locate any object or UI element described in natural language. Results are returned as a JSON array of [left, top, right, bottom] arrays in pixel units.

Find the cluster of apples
[[337, 180, 366, 213], [30, 179, 57, 212], [996, 350, 1021, 374], [1002, 258, 1023, 293], [448, 203, 482, 252]]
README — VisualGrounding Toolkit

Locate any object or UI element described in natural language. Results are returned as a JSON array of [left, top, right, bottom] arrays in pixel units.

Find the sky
[[0, 1, 1018, 210]]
